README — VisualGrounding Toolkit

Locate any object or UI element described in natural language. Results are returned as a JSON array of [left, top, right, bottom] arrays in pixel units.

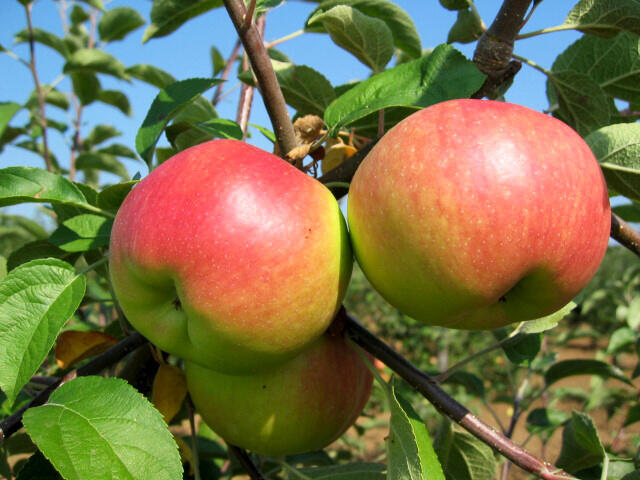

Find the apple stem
[[227, 444, 266, 480], [340, 310, 578, 480]]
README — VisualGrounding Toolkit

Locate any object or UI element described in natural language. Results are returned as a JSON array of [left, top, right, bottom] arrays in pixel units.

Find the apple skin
[[185, 333, 373, 456], [347, 99, 611, 329], [109, 139, 352, 373]]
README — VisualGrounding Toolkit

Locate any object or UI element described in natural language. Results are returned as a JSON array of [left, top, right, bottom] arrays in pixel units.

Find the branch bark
[[222, 0, 297, 160], [340, 310, 577, 480], [472, 0, 532, 98], [610, 212, 640, 258], [227, 444, 266, 480], [0, 332, 148, 444]]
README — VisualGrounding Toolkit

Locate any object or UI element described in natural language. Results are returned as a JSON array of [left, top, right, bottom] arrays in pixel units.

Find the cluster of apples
[[109, 99, 611, 456]]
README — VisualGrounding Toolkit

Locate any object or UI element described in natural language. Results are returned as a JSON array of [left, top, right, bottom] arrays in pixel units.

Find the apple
[[347, 99, 611, 329], [185, 333, 373, 456], [109, 139, 352, 373]]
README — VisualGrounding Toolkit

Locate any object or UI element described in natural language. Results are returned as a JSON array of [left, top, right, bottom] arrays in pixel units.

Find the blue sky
[[1, 0, 582, 178]]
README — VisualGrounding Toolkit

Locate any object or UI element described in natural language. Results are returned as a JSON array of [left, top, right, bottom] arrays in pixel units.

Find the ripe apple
[[347, 99, 611, 329], [185, 333, 373, 456], [109, 139, 352, 373]]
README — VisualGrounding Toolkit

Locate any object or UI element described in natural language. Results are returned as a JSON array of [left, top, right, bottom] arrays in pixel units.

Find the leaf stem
[[265, 29, 304, 49], [517, 24, 581, 40], [511, 53, 551, 76], [600, 454, 609, 480], [77, 255, 109, 276], [186, 396, 202, 480], [276, 460, 313, 480]]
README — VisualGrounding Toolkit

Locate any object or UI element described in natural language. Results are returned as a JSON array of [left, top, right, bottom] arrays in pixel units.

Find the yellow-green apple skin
[[109, 139, 352, 373], [348, 99, 611, 329], [185, 333, 373, 456]]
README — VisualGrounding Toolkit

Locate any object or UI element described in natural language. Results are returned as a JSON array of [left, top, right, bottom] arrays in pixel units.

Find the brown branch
[[611, 212, 640, 257], [227, 444, 266, 480], [222, 0, 297, 161], [340, 310, 577, 480], [472, 0, 532, 98], [213, 40, 242, 106], [25, 2, 52, 172], [236, 16, 265, 139], [318, 139, 379, 198], [0, 332, 148, 444]]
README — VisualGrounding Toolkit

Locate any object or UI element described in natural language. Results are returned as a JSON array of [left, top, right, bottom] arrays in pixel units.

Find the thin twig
[[340, 310, 576, 480], [25, 2, 52, 172], [0, 332, 147, 443], [222, 0, 297, 161], [186, 396, 202, 480], [236, 16, 265, 138], [611, 212, 640, 258], [212, 40, 242, 106], [227, 444, 266, 480]]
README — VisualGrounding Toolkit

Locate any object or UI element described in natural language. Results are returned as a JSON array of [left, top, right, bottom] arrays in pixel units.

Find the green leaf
[[7, 240, 79, 271], [70, 5, 90, 25], [126, 64, 176, 89], [607, 327, 636, 354], [0, 259, 85, 404], [75, 152, 129, 180], [564, 0, 640, 38], [241, 61, 335, 116], [434, 422, 496, 480], [250, 123, 275, 143], [447, 8, 484, 44], [0, 256, 6, 281], [194, 118, 243, 140], [441, 371, 484, 398], [310, 5, 393, 72], [585, 123, 640, 201], [0, 167, 88, 208], [0, 102, 21, 139], [97, 181, 138, 212], [297, 463, 386, 479], [84, 124, 121, 149], [613, 203, 640, 222], [547, 70, 610, 136], [544, 359, 632, 387], [143, 0, 223, 43], [136, 78, 221, 167], [623, 403, 640, 427], [211, 46, 225, 76], [439, 0, 471, 10], [627, 296, 640, 329], [324, 44, 485, 134], [77, 0, 105, 11], [306, 0, 421, 58], [16, 452, 62, 480], [526, 408, 570, 434], [552, 32, 640, 104], [70, 72, 101, 105], [171, 95, 218, 124], [63, 48, 130, 81], [520, 302, 576, 334], [155, 147, 177, 165], [97, 90, 131, 116], [98, 7, 145, 43], [501, 332, 541, 366], [555, 411, 605, 474], [622, 471, 640, 480], [387, 386, 445, 480], [49, 214, 113, 252], [14, 28, 69, 57], [97, 143, 138, 160], [26, 87, 70, 111], [22, 376, 182, 480]]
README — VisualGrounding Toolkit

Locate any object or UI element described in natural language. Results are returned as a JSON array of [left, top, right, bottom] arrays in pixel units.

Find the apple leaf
[[98, 7, 145, 43], [433, 420, 496, 480], [297, 463, 386, 479], [16, 452, 62, 480], [250, 123, 276, 143], [25, 88, 69, 111], [613, 203, 640, 222], [83, 125, 121, 149], [143, 0, 223, 43], [22, 376, 182, 480], [97, 143, 138, 160], [563, 0, 640, 38], [239, 61, 336, 116], [97, 90, 132, 116], [0, 167, 90, 208], [607, 327, 636, 354], [63, 48, 130, 81], [97, 181, 138, 213], [441, 370, 485, 398], [623, 404, 640, 427], [496, 330, 541, 366], [70, 72, 101, 105], [77, 0, 105, 12], [0, 102, 21, 139], [622, 471, 640, 480], [439, 0, 471, 11], [324, 44, 485, 134], [135, 78, 221, 167], [6, 240, 79, 271], [309, 6, 393, 73], [75, 152, 129, 180], [525, 408, 570, 434], [547, 70, 610, 136], [306, 0, 421, 59], [151, 365, 187, 424], [49, 214, 113, 252], [447, 8, 484, 44], [14, 28, 69, 58], [552, 32, 640, 104], [0, 259, 86, 404], [193, 118, 243, 140], [585, 123, 640, 201], [387, 385, 445, 480], [544, 359, 632, 387], [555, 412, 605, 474], [126, 64, 176, 89]]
